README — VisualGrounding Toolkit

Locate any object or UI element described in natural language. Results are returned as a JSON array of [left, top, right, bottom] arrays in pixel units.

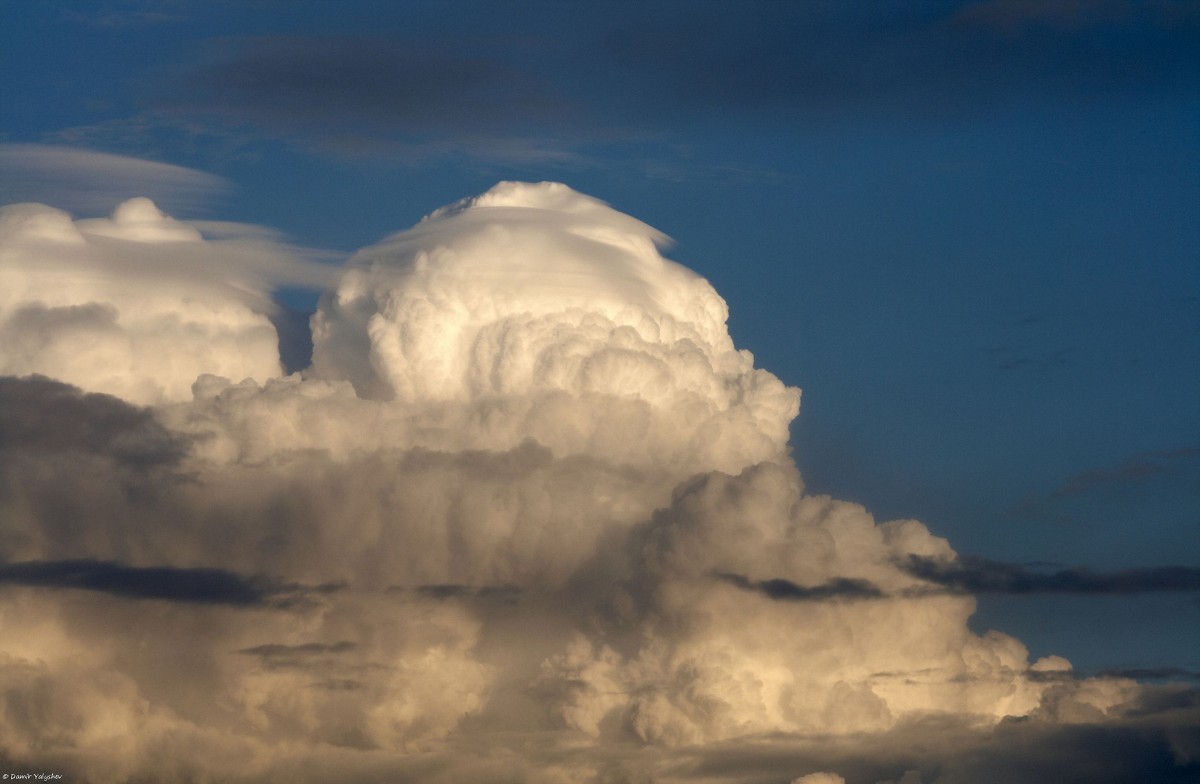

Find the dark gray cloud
[[143, 1, 1199, 161], [600, 0, 1200, 118], [1098, 667, 1200, 682], [0, 558, 338, 607], [0, 374, 188, 468], [714, 571, 884, 601], [235, 641, 365, 678], [901, 554, 1200, 595], [161, 34, 575, 156], [717, 557, 1200, 601], [1049, 446, 1200, 502]]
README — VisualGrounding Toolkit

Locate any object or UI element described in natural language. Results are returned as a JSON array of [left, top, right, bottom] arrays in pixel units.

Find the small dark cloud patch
[[0, 559, 339, 607], [0, 374, 188, 468], [1050, 447, 1200, 502], [237, 641, 358, 658], [1012, 445, 1199, 517], [598, 0, 1200, 120], [236, 641, 362, 674], [410, 584, 522, 602], [900, 555, 1200, 595], [715, 572, 884, 601], [164, 35, 570, 155]]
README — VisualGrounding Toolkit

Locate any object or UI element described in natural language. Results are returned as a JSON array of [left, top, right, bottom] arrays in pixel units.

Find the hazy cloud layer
[[0, 182, 1193, 782]]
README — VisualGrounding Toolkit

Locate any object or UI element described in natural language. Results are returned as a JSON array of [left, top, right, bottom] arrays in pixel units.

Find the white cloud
[[0, 182, 1183, 782], [792, 774, 845, 784], [0, 197, 333, 404]]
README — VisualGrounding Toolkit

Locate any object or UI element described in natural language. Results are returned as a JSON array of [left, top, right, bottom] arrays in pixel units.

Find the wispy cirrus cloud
[[1012, 445, 1200, 517]]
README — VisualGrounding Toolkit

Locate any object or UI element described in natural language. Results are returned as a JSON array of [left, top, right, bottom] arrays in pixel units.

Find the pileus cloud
[[0, 183, 1191, 782]]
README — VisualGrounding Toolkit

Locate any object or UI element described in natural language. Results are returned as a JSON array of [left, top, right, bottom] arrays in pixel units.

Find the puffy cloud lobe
[[536, 462, 1136, 745], [308, 181, 798, 474], [0, 182, 1186, 782], [792, 774, 845, 784], [0, 198, 330, 404]]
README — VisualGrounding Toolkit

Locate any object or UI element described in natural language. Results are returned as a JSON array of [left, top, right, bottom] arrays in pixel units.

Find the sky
[[0, 1, 1198, 782]]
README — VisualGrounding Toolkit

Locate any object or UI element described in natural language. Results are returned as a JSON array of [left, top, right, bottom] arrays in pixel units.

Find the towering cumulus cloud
[[0, 184, 1189, 783]]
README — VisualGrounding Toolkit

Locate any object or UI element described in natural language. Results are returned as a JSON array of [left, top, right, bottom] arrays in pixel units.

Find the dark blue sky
[[2, 0, 1197, 673]]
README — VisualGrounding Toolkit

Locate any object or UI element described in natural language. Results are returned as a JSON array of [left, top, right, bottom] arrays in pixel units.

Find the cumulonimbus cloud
[[0, 182, 1193, 783]]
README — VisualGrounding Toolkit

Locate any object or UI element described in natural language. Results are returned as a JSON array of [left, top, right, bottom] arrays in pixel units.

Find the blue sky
[[2, 0, 1197, 677]]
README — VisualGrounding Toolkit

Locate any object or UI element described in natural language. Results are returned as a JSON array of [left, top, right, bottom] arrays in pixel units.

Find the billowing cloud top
[[305, 182, 796, 473], [313, 181, 729, 398], [0, 183, 1185, 784]]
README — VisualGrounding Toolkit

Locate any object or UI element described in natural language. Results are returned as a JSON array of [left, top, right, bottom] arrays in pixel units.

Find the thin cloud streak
[[902, 555, 1200, 595], [1049, 447, 1200, 502], [0, 559, 339, 607], [1011, 445, 1200, 516]]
